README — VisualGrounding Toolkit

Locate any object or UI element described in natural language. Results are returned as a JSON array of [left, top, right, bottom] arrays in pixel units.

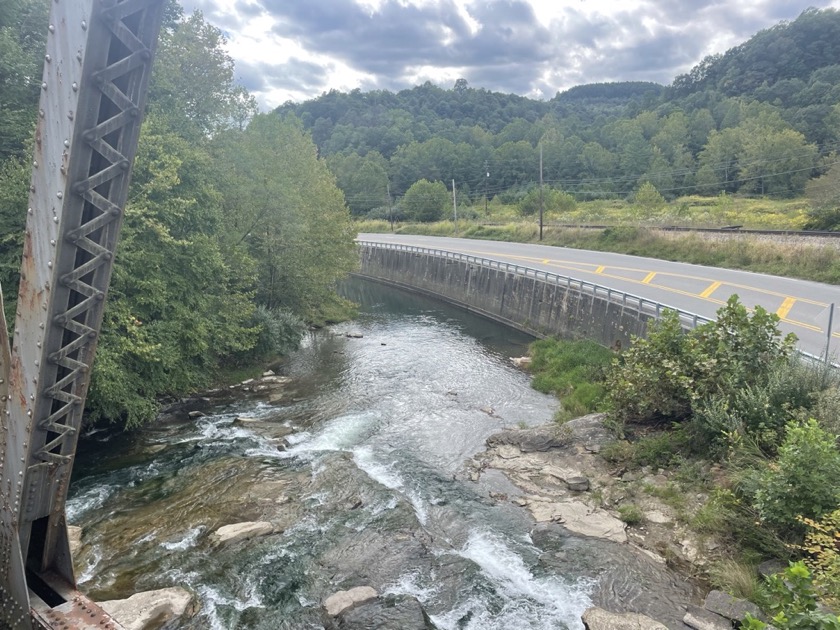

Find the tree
[[805, 162, 840, 230], [214, 114, 357, 316], [402, 179, 449, 222]]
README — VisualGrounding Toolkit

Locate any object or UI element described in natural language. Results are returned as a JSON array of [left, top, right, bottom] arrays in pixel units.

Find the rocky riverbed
[[68, 281, 731, 630]]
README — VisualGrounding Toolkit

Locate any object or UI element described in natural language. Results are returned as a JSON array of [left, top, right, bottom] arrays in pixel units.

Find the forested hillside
[[0, 0, 357, 426], [278, 7, 840, 222]]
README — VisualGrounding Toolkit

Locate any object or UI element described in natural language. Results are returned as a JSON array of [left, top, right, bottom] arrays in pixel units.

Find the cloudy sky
[[177, 0, 840, 109]]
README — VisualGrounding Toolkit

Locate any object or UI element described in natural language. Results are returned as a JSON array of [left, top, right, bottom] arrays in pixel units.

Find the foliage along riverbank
[[0, 0, 358, 428], [524, 298, 840, 628]]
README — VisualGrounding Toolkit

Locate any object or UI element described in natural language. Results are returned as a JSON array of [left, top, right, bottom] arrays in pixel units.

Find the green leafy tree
[[402, 179, 449, 222], [214, 114, 357, 317]]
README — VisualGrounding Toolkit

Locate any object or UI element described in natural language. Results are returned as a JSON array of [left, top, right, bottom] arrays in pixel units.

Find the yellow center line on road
[[699, 281, 722, 298], [450, 248, 833, 334], [777, 297, 797, 319]]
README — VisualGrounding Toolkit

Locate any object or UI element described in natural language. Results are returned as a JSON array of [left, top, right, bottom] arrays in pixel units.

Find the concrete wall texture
[[356, 244, 666, 348]]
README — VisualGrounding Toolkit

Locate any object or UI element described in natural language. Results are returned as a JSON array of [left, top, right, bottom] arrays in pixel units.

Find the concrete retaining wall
[[356, 244, 668, 349]]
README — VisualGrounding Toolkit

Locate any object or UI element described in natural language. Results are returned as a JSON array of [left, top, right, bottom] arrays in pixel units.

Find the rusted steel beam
[[0, 0, 164, 627]]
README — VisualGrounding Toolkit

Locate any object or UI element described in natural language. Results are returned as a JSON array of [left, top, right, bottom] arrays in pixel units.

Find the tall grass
[[528, 338, 613, 421]]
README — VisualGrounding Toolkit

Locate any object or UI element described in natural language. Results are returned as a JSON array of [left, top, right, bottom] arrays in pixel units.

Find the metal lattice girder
[[0, 0, 163, 626]]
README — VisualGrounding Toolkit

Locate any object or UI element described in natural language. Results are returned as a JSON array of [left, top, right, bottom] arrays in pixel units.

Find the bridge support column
[[0, 0, 164, 627]]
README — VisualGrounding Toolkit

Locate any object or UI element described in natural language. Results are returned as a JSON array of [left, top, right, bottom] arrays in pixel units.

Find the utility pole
[[539, 144, 544, 241], [452, 179, 457, 230], [386, 183, 394, 232], [484, 161, 490, 215]]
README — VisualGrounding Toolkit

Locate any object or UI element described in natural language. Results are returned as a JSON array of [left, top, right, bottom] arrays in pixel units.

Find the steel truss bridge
[[0, 0, 165, 627]]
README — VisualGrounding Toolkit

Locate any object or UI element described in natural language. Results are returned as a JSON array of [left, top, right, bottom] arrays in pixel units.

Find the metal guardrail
[[358, 240, 839, 368], [358, 240, 714, 330]]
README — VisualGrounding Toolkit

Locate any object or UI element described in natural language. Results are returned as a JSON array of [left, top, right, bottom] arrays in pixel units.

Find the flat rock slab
[[324, 586, 378, 617], [529, 500, 627, 543], [100, 587, 196, 630], [582, 606, 668, 629], [683, 605, 732, 630], [328, 594, 435, 629], [211, 521, 274, 546], [704, 589, 763, 622]]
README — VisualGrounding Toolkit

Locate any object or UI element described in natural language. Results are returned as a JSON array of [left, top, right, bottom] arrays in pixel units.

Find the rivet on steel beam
[[33, 160, 38, 168], [53, 314, 67, 325], [39, 109, 45, 118], [54, 216, 59, 223], [68, 110, 74, 120], [50, 239, 55, 246], [47, 261, 53, 268], [120, 159, 130, 169], [96, 292, 105, 301], [27, 207, 32, 214], [41, 82, 47, 90], [45, 54, 51, 63], [64, 138, 71, 148], [103, 252, 113, 260], [56, 191, 63, 199], [73, 181, 86, 194], [48, 24, 55, 32], [72, 82, 79, 92], [81, 19, 87, 30], [83, 129, 96, 142], [110, 206, 121, 216]]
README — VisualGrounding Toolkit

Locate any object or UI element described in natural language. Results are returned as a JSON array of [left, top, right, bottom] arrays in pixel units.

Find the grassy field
[[355, 195, 840, 284]]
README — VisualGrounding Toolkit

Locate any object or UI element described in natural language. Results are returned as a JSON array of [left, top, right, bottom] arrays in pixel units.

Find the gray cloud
[[176, 0, 840, 105]]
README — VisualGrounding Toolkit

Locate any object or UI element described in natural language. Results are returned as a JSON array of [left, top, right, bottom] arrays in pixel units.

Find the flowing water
[[67, 278, 695, 629]]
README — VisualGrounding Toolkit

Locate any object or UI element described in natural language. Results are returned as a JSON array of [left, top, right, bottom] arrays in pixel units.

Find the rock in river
[[100, 587, 197, 630]]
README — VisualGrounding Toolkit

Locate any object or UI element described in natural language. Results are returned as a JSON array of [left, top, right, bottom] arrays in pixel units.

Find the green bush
[[607, 296, 797, 437], [751, 419, 840, 538], [744, 562, 840, 630]]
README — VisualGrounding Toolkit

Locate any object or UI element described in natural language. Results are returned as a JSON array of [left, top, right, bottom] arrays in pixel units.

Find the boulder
[[100, 587, 196, 630], [703, 590, 764, 622], [210, 521, 274, 546], [487, 426, 570, 453], [67, 525, 83, 557], [683, 605, 731, 630], [566, 476, 590, 492], [326, 594, 435, 630], [582, 607, 668, 629], [529, 500, 627, 543], [510, 356, 532, 368], [323, 586, 378, 617]]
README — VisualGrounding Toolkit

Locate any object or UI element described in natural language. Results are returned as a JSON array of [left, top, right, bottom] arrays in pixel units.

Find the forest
[[277, 7, 840, 227], [0, 0, 357, 427]]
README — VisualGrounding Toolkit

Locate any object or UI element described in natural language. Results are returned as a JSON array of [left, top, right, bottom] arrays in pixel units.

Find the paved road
[[358, 233, 840, 360]]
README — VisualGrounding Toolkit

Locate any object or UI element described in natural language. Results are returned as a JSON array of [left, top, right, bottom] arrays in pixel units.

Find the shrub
[[744, 562, 840, 630], [618, 503, 644, 525], [607, 296, 797, 439], [801, 509, 840, 607], [752, 419, 840, 537]]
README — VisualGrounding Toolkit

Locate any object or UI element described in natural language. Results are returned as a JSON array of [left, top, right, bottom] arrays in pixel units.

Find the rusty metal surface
[[30, 581, 125, 630], [0, 0, 164, 627]]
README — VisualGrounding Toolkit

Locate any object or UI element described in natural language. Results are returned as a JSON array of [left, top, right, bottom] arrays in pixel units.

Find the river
[[67, 278, 692, 629]]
